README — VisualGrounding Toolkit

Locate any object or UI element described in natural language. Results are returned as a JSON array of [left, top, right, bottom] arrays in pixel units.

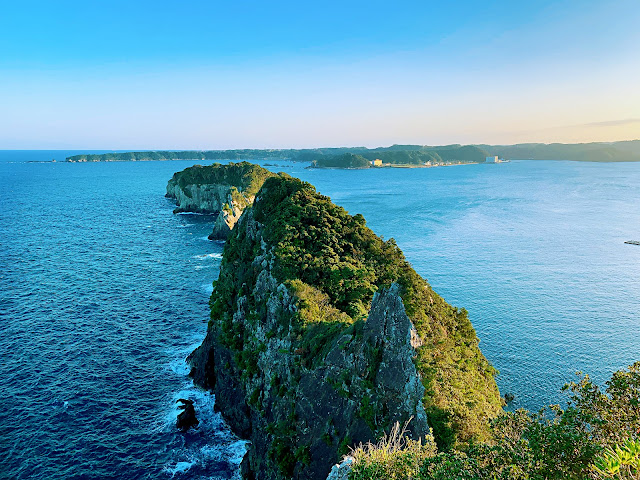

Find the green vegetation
[[349, 421, 438, 479], [169, 161, 275, 196], [66, 147, 371, 163], [67, 149, 298, 162], [311, 153, 371, 168], [365, 150, 443, 165], [349, 362, 640, 480], [592, 439, 640, 479], [201, 168, 639, 478], [214, 174, 502, 449], [310, 145, 488, 167], [268, 413, 303, 477], [368, 145, 488, 164]]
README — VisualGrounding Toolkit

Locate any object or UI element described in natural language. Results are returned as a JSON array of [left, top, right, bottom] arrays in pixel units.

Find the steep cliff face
[[166, 180, 239, 214], [165, 162, 276, 239], [188, 174, 503, 480], [209, 201, 246, 241]]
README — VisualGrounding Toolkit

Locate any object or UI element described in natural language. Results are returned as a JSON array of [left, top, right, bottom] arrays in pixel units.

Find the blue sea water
[[1, 151, 639, 479]]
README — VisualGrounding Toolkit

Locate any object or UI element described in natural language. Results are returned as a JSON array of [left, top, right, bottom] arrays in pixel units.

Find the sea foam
[[193, 253, 223, 260]]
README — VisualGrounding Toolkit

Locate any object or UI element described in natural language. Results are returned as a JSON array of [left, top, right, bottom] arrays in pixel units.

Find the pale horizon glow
[[1, 0, 639, 149]]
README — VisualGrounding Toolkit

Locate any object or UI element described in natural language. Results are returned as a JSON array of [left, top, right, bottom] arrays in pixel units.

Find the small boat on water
[[624, 240, 640, 245]]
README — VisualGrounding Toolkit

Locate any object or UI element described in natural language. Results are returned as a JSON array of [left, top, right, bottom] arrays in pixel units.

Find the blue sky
[[1, 0, 639, 148]]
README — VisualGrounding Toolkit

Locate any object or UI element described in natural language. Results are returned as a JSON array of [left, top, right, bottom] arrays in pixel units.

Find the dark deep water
[[1, 151, 639, 479]]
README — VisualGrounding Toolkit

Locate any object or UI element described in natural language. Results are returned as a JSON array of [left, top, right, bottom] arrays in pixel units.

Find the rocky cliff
[[188, 174, 503, 480], [166, 162, 276, 240]]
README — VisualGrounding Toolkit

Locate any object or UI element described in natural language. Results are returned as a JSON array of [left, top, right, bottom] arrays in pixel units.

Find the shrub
[[592, 438, 640, 479], [350, 363, 640, 480], [350, 421, 437, 480]]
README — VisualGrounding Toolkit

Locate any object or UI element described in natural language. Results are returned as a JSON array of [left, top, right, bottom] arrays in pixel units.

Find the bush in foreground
[[349, 362, 640, 480]]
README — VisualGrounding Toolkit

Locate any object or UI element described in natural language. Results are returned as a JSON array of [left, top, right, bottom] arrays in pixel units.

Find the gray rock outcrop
[[166, 180, 243, 214], [165, 162, 275, 239], [208, 199, 248, 240]]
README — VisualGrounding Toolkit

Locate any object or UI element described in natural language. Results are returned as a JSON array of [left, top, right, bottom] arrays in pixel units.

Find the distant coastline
[[65, 140, 640, 164], [308, 160, 482, 170]]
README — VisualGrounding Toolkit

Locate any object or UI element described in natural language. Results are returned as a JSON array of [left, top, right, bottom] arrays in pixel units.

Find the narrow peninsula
[[186, 172, 503, 480]]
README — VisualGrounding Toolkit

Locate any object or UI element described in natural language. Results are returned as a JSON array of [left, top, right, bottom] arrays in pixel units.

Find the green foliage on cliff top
[[170, 161, 276, 197], [350, 362, 640, 480], [215, 174, 502, 449]]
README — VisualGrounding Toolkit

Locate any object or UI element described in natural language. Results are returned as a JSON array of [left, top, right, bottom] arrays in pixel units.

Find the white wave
[[163, 333, 248, 480], [193, 253, 223, 260], [176, 224, 195, 228], [194, 265, 211, 271], [179, 378, 241, 422], [165, 460, 195, 477], [168, 357, 191, 376], [202, 283, 214, 295], [168, 386, 222, 432], [201, 440, 248, 465]]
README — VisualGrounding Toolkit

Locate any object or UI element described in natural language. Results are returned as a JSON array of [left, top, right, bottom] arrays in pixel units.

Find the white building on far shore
[[485, 156, 498, 163]]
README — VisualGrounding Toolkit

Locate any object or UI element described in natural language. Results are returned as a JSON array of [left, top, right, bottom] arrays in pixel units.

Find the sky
[[1, 0, 639, 149]]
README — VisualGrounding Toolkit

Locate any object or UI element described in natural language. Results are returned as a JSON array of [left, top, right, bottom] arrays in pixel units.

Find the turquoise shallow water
[[1, 152, 639, 478]]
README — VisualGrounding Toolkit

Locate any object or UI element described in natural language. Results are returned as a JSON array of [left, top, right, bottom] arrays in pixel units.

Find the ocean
[[1, 151, 639, 479]]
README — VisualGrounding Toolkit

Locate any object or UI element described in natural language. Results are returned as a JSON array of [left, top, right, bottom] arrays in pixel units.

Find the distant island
[[309, 146, 487, 169], [66, 140, 640, 164]]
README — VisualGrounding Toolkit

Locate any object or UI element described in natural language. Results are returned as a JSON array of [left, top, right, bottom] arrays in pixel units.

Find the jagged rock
[[176, 398, 199, 431], [504, 393, 515, 404], [209, 204, 244, 240], [361, 284, 429, 436], [166, 181, 239, 214]]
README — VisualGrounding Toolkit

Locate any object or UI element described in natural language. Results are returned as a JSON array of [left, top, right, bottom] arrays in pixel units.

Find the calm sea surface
[[1, 151, 639, 479]]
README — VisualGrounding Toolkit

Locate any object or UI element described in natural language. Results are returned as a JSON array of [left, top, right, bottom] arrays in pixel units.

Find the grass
[[350, 420, 438, 480]]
